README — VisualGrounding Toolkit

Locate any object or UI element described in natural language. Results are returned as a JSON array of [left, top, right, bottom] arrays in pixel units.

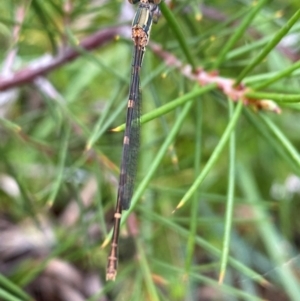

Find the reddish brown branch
[[150, 42, 281, 114], [0, 26, 125, 91]]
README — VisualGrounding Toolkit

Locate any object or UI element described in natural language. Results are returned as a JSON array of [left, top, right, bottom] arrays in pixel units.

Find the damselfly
[[106, 0, 161, 281]]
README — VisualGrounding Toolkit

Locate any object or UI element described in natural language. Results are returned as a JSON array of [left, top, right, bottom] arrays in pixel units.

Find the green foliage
[[0, 0, 300, 300]]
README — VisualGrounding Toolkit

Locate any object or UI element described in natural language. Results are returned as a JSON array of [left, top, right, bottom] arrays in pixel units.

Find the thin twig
[[150, 42, 281, 114], [0, 26, 125, 91]]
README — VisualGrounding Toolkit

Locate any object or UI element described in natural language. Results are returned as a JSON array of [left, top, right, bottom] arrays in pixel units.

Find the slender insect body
[[106, 0, 161, 281], [128, 99, 135, 108], [106, 200, 122, 281]]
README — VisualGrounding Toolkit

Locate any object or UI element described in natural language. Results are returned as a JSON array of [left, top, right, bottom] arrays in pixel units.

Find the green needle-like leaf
[[113, 84, 215, 132], [212, 0, 269, 69], [245, 92, 300, 103], [175, 100, 243, 210], [235, 9, 300, 84], [160, 1, 196, 69], [219, 99, 236, 284]]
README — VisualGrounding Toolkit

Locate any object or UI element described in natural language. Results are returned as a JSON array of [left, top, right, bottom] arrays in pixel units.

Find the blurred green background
[[0, 0, 300, 300]]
